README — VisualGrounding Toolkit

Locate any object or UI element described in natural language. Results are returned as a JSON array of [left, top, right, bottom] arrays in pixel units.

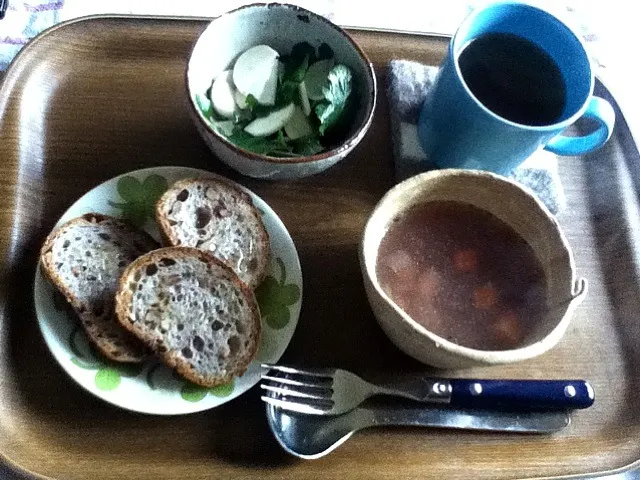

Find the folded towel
[[387, 59, 566, 214]]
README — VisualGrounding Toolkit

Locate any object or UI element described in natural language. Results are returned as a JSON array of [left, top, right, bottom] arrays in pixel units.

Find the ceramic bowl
[[359, 169, 587, 369], [186, 3, 376, 180]]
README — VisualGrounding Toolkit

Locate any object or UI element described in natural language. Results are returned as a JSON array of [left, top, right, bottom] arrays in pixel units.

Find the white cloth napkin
[[387, 59, 566, 214]]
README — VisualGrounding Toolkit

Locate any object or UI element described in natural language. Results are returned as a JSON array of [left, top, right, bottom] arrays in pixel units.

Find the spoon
[[266, 401, 570, 459]]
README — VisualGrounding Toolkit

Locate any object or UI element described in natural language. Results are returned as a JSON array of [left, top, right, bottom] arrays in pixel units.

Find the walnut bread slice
[[40, 213, 159, 363], [114, 246, 261, 387], [155, 177, 270, 289]]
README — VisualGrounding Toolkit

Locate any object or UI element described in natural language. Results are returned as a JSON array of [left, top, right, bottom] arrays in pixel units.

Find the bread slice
[[114, 247, 261, 387], [155, 177, 270, 289], [40, 213, 159, 362]]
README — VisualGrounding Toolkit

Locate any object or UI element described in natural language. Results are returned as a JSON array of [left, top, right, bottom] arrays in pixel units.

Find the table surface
[[0, 2, 638, 479]]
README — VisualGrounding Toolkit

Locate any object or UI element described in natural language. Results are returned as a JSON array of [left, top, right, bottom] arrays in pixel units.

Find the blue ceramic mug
[[417, 2, 615, 175]]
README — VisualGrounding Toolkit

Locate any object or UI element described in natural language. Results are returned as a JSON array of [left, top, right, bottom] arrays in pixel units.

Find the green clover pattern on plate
[[67, 324, 143, 391], [53, 290, 142, 391], [256, 257, 301, 329], [180, 379, 235, 402], [107, 174, 168, 227]]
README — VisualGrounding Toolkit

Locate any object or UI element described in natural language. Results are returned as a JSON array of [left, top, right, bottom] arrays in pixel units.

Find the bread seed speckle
[[177, 189, 189, 201], [98, 233, 111, 241], [92, 300, 105, 317], [211, 321, 223, 331], [181, 347, 193, 359], [195, 207, 212, 229], [228, 336, 240, 356], [146, 264, 158, 276], [63, 240, 70, 248], [193, 335, 205, 352], [160, 258, 176, 267]]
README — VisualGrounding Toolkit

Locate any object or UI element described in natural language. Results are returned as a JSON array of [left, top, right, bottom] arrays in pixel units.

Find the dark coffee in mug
[[457, 32, 567, 126]]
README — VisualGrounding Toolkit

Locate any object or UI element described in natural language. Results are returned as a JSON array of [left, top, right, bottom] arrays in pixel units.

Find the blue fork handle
[[449, 379, 594, 410]]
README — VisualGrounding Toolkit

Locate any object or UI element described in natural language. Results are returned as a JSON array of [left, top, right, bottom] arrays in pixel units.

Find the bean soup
[[375, 201, 547, 350]]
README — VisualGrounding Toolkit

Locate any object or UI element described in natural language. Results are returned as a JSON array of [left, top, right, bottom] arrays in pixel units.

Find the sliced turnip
[[232, 45, 280, 106], [298, 81, 312, 116], [244, 103, 295, 137], [259, 61, 279, 106], [209, 70, 238, 119], [214, 120, 235, 137], [234, 90, 248, 109], [284, 106, 313, 140], [305, 58, 335, 101]]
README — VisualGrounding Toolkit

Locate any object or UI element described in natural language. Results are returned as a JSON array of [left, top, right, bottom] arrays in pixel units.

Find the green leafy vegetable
[[207, 43, 355, 157], [287, 42, 315, 73], [196, 93, 226, 123], [244, 94, 258, 109], [195, 93, 212, 119], [315, 64, 353, 136], [294, 136, 324, 156], [227, 130, 294, 156], [276, 79, 300, 106], [318, 43, 334, 60]]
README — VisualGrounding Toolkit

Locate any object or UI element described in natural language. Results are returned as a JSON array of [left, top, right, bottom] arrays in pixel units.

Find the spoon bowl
[[266, 401, 571, 459]]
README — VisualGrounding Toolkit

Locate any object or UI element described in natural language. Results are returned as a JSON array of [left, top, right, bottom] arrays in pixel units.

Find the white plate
[[33, 166, 302, 415]]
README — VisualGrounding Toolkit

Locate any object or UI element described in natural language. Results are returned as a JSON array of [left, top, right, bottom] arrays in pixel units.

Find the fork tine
[[261, 374, 333, 390], [261, 395, 331, 415], [261, 363, 335, 378], [260, 383, 331, 401]]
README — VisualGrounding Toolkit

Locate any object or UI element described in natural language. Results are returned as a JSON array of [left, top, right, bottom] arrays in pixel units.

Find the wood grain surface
[[0, 16, 638, 480]]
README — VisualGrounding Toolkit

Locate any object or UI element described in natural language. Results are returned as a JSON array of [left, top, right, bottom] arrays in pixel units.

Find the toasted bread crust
[[114, 247, 261, 387], [40, 213, 157, 362], [155, 177, 270, 289]]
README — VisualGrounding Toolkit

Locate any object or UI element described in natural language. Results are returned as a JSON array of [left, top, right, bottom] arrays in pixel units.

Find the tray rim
[[0, 13, 639, 480]]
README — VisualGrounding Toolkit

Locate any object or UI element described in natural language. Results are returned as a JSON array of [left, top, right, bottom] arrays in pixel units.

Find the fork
[[261, 364, 595, 416]]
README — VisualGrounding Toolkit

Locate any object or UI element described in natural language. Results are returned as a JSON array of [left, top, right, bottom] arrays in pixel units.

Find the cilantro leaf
[[293, 135, 323, 156], [314, 64, 353, 135], [318, 43, 334, 60], [227, 130, 295, 157], [282, 42, 314, 86], [244, 94, 258, 109], [277, 79, 300, 106]]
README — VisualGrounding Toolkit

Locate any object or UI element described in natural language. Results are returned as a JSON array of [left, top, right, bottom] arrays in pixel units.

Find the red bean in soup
[[375, 201, 547, 350]]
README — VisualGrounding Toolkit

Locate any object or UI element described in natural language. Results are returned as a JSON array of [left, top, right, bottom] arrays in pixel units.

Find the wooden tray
[[0, 15, 638, 480]]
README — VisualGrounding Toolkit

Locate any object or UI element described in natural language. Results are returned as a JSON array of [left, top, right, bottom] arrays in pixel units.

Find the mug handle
[[544, 96, 615, 156]]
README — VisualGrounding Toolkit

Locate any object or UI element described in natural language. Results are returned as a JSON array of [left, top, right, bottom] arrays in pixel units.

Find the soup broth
[[375, 201, 547, 350]]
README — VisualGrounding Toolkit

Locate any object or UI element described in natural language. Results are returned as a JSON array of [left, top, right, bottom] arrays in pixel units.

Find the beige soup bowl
[[359, 169, 587, 369]]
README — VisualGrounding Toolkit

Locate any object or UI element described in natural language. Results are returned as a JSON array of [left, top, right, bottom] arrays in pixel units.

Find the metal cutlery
[[261, 364, 594, 416], [265, 400, 571, 459]]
